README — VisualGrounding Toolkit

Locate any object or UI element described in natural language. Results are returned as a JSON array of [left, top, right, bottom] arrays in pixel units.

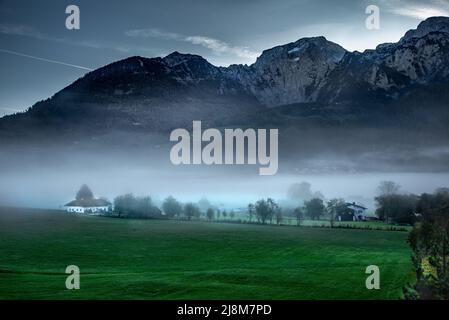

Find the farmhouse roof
[[345, 202, 367, 210], [64, 198, 111, 207]]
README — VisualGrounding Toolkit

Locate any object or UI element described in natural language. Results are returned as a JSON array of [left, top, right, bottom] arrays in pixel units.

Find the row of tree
[[111, 181, 441, 226], [374, 181, 447, 225], [247, 198, 282, 224], [112, 193, 352, 225], [285, 180, 425, 225], [114, 194, 162, 219], [113, 195, 239, 221], [246, 197, 350, 226]]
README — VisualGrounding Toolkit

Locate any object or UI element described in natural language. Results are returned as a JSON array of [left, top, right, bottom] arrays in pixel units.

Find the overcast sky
[[1, 0, 448, 116]]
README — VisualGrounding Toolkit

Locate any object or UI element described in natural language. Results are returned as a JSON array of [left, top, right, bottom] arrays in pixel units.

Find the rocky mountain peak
[[162, 51, 220, 80], [254, 36, 346, 67], [235, 36, 347, 106], [319, 17, 449, 103], [163, 51, 208, 67], [401, 16, 449, 41], [3, 16, 449, 138]]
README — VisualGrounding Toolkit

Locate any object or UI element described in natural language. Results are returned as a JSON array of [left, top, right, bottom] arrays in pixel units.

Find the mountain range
[[1, 16, 449, 155]]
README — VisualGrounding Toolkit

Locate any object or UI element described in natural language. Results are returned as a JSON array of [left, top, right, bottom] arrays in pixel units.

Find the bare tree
[[267, 198, 278, 224], [184, 203, 200, 221], [377, 181, 401, 223], [326, 198, 345, 228], [255, 199, 272, 224], [275, 207, 283, 225], [304, 198, 325, 220], [162, 196, 183, 218], [377, 181, 401, 196], [294, 207, 303, 226], [247, 203, 255, 222], [287, 182, 313, 201], [206, 208, 215, 221], [76, 184, 94, 201]]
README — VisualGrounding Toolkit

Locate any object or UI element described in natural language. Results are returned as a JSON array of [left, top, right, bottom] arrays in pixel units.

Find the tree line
[[110, 181, 442, 227], [246, 197, 351, 227], [112, 194, 238, 221]]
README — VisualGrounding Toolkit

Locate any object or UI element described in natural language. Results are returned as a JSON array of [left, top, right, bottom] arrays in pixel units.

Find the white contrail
[[0, 48, 94, 71]]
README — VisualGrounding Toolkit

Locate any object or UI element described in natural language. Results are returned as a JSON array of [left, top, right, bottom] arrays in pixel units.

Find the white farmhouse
[[64, 184, 111, 215], [64, 198, 111, 215]]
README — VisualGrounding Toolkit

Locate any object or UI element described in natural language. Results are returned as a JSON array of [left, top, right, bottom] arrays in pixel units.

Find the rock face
[[226, 17, 449, 106], [401, 16, 449, 41], [2, 16, 449, 141], [227, 37, 347, 106], [319, 16, 449, 103]]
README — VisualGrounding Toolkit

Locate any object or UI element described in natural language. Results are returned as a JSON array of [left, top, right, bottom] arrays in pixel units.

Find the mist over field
[[2, 15, 449, 213], [4, 1, 449, 302], [1, 136, 448, 210]]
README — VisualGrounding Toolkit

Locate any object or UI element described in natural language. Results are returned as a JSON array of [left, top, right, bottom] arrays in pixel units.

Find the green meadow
[[0, 208, 414, 300]]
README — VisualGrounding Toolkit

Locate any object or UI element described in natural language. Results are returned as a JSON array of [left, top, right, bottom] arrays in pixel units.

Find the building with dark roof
[[337, 202, 374, 221]]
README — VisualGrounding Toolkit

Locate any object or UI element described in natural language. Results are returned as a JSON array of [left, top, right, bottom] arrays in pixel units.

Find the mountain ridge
[[2, 16, 449, 145]]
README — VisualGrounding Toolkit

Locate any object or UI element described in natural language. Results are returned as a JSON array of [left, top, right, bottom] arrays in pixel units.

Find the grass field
[[0, 207, 414, 300]]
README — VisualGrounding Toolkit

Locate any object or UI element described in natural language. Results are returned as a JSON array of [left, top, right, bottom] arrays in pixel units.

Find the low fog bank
[[1, 126, 449, 210], [1, 149, 448, 210]]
